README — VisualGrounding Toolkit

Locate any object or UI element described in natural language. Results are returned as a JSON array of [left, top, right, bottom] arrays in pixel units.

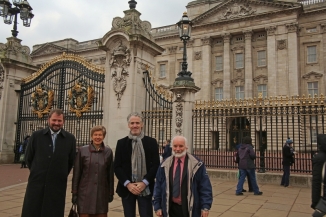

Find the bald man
[[153, 136, 213, 217]]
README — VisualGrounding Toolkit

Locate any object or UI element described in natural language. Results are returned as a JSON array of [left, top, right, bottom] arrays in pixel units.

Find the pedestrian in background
[[114, 112, 160, 217], [281, 138, 295, 187], [19, 135, 30, 168], [311, 134, 326, 209], [153, 135, 213, 217], [235, 136, 262, 196], [72, 125, 114, 217], [162, 139, 172, 160], [21, 109, 76, 217]]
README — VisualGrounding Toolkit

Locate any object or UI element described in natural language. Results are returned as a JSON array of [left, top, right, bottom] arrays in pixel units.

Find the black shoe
[[236, 192, 244, 196], [242, 189, 247, 192], [254, 192, 263, 195]]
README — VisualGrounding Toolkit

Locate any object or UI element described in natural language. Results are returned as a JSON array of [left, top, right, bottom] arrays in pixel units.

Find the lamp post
[[0, 0, 34, 38], [176, 12, 193, 81]]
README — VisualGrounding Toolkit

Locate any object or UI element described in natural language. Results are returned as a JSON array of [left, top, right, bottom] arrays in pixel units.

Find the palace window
[[308, 82, 318, 96], [257, 84, 267, 98], [235, 86, 244, 100], [159, 64, 166, 78], [159, 129, 165, 141], [307, 45, 317, 63], [257, 50, 266, 67], [215, 88, 223, 101], [215, 56, 223, 71], [311, 128, 317, 143], [235, 53, 244, 69]]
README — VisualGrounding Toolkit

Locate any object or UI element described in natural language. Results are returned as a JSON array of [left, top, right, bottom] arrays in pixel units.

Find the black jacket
[[114, 135, 160, 197], [22, 127, 76, 217], [282, 144, 294, 166], [312, 134, 326, 209]]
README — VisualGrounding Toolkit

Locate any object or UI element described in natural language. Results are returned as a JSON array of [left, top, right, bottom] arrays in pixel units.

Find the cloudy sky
[[0, 0, 191, 50]]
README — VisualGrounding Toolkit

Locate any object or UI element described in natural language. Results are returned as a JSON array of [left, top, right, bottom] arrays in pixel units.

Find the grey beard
[[172, 149, 187, 158]]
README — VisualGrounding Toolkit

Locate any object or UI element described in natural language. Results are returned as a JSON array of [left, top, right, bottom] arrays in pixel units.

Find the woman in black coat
[[312, 134, 326, 209], [281, 138, 294, 187]]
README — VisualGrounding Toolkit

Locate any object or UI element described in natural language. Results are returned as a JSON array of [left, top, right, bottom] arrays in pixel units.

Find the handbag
[[19, 154, 25, 162], [68, 204, 78, 217], [313, 162, 326, 217]]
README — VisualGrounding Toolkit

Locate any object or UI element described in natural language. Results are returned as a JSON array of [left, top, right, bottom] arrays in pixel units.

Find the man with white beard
[[152, 136, 213, 217]]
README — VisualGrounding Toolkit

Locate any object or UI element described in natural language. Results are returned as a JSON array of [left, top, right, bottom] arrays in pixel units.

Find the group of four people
[[21, 109, 213, 217]]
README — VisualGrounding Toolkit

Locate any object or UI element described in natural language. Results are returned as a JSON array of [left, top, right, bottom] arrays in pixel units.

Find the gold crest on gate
[[68, 79, 94, 118], [31, 84, 54, 118]]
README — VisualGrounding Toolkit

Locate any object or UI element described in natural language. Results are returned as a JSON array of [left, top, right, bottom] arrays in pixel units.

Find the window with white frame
[[215, 56, 223, 71], [215, 88, 223, 101], [308, 82, 318, 96], [257, 50, 266, 67], [307, 45, 317, 63], [159, 64, 166, 78], [235, 86, 244, 100], [311, 128, 317, 143], [235, 53, 244, 69], [257, 84, 267, 98], [159, 129, 165, 140]]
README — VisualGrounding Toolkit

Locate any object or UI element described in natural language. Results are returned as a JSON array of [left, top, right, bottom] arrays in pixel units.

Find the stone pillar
[[170, 80, 200, 154], [266, 26, 277, 96], [200, 37, 212, 101], [244, 30, 253, 98], [286, 23, 299, 96], [0, 37, 37, 163], [223, 33, 231, 99], [98, 8, 164, 150]]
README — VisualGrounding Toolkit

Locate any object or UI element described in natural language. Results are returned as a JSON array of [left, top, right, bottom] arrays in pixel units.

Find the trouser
[[236, 169, 260, 194], [121, 193, 153, 217], [169, 202, 185, 217], [281, 165, 290, 186]]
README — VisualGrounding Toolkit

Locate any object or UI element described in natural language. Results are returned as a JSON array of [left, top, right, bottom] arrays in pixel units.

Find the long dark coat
[[72, 143, 114, 214], [114, 136, 160, 198], [21, 127, 76, 217], [312, 134, 326, 209]]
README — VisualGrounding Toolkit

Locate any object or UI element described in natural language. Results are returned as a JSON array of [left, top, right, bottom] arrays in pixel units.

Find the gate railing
[[142, 70, 173, 150], [193, 94, 325, 174]]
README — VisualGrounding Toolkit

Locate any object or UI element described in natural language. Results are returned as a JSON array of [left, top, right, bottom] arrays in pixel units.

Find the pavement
[[0, 164, 313, 217]]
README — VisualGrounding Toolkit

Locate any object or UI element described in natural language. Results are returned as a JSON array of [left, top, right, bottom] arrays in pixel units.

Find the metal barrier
[[192, 94, 325, 174]]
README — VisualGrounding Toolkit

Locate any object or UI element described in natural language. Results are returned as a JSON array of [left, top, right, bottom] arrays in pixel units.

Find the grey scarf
[[128, 131, 150, 196]]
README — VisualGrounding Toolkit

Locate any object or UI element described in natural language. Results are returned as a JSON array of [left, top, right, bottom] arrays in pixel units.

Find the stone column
[[286, 23, 299, 96], [223, 33, 231, 99], [244, 30, 253, 98], [0, 37, 37, 163], [200, 37, 212, 101], [265, 26, 277, 96], [170, 80, 200, 154]]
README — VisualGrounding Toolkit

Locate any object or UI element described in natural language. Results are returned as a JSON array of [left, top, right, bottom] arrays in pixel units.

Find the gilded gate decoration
[[14, 53, 105, 162], [30, 84, 54, 118], [68, 79, 94, 118]]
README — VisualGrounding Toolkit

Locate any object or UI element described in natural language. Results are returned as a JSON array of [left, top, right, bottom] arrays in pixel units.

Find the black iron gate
[[14, 53, 105, 162], [142, 70, 173, 151]]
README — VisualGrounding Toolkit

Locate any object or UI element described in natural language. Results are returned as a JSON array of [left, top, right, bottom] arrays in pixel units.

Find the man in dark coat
[[114, 112, 160, 217], [21, 109, 76, 217], [235, 136, 263, 196], [311, 134, 326, 209], [281, 138, 295, 187]]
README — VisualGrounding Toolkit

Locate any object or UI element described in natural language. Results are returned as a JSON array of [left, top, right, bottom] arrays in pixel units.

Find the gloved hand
[[72, 194, 78, 205], [108, 195, 113, 203]]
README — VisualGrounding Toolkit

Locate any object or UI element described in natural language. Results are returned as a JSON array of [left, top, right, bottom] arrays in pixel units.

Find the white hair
[[171, 135, 188, 147]]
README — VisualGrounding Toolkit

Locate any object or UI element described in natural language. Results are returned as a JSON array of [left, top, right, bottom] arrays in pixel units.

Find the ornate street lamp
[[176, 12, 193, 81], [0, 0, 34, 37]]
